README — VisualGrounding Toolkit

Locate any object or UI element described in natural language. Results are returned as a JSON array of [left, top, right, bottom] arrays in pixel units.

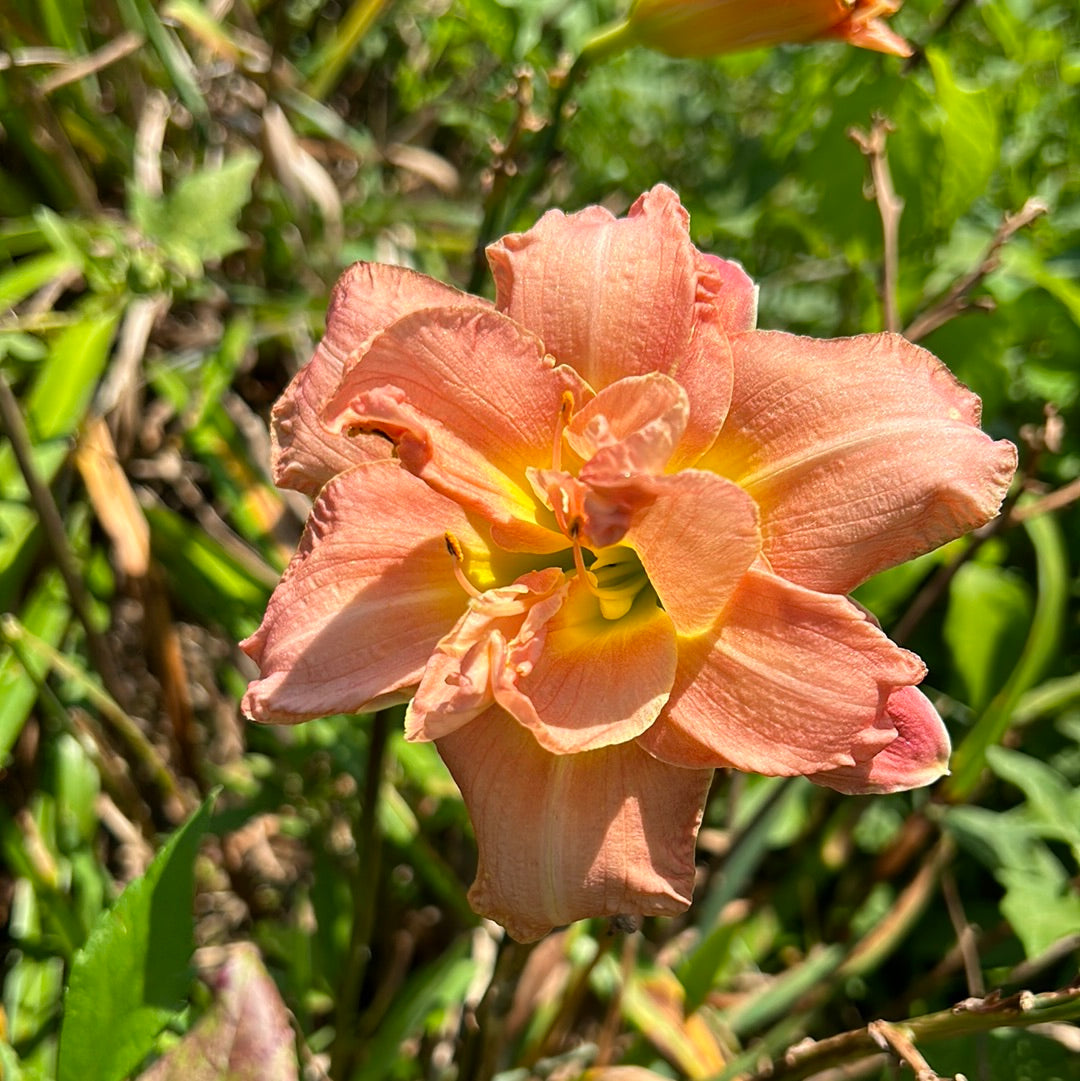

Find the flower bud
[[588, 0, 911, 62]]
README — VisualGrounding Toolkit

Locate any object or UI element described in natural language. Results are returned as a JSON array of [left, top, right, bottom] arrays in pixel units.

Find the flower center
[[585, 545, 650, 620]]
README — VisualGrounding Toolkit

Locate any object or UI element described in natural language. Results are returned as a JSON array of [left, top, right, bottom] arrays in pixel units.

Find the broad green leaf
[[926, 48, 1000, 225], [987, 746, 1080, 856], [130, 153, 261, 275], [23, 309, 119, 441], [945, 508, 1069, 800], [999, 845, 1080, 959], [57, 794, 216, 1081], [944, 562, 1032, 712]]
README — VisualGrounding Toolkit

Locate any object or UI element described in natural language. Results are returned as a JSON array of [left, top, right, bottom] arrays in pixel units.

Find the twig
[[767, 985, 1080, 1081], [38, 31, 144, 94], [849, 116, 904, 333], [941, 871, 984, 998], [467, 56, 588, 293], [1006, 475, 1080, 524], [868, 1019, 947, 1080], [0, 374, 124, 702], [904, 198, 1048, 343]]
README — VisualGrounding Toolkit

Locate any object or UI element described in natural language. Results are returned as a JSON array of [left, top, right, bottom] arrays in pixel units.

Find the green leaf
[[987, 746, 1080, 856], [0, 571, 70, 763], [999, 844, 1080, 959], [130, 153, 261, 275], [57, 793, 217, 1081], [944, 562, 1032, 712], [926, 47, 1001, 224], [23, 309, 120, 441]]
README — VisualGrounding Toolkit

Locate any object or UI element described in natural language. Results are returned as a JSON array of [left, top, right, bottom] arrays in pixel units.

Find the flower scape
[[242, 186, 1016, 942]]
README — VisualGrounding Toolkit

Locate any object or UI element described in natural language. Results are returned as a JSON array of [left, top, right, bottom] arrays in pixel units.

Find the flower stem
[[330, 705, 396, 1080]]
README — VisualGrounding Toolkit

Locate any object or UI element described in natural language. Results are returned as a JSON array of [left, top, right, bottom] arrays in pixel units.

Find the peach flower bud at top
[[590, 0, 912, 60]]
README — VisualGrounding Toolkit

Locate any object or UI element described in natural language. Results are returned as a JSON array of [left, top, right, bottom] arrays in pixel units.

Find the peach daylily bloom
[[586, 0, 912, 61], [242, 186, 1016, 942]]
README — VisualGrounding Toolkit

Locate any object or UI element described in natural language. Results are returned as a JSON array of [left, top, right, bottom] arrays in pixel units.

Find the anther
[[551, 390, 575, 472], [444, 531, 483, 600]]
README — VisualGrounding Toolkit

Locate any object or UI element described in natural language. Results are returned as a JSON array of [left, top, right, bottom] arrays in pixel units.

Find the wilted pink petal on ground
[[437, 707, 713, 942]]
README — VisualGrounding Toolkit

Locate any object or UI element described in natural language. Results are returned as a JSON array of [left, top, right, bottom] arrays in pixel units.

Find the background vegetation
[[1, 0, 1078, 1078]]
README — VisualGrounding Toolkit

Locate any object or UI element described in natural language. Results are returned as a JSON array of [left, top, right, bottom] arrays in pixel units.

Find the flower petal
[[272, 263, 479, 496], [241, 460, 487, 722], [566, 372, 688, 472], [810, 686, 951, 793], [405, 569, 568, 741], [488, 185, 734, 464], [499, 577, 678, 753], [702, 331, 1017, 593], [830, 1, 912, 57], [625, 470, 760, 635], [437, 709, 712, 942], [325, 306, 590, 553], [700, 253, 758, 333], [638, 566, 926, 775]]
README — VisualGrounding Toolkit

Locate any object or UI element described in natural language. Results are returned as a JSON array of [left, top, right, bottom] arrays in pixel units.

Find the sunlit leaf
[[57, 794, 216, 1081]]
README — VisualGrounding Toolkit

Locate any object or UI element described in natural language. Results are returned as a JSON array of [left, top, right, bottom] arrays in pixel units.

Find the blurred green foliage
[[0, 0, 1078, 1078]]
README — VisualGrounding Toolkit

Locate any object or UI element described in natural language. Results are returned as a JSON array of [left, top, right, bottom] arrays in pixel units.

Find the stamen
[[568, 518, 601, 598], [551, 390, 575, 472], [444, 531, 483, 600]]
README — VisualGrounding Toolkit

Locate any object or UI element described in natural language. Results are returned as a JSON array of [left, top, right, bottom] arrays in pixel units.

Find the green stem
[[330, 705, 395, 1081], [943, 502, 1068, 802], [305, 0, 392, 101]]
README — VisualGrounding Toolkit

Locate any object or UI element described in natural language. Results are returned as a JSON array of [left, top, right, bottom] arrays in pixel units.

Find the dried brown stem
[[868, 1019, 944, 1080], [849, 116, 904, 333], [767, 985, 1080, 1081], [904, 198, 1048, 343], [38, 30, 144, 94]]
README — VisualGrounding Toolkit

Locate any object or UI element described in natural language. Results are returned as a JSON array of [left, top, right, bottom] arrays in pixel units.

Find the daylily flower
[[583, 0, 912, 62], [242, 186, 1016, 942]]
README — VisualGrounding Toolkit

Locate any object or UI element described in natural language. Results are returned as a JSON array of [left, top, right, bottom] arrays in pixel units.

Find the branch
[[849, 116, 904, 333], [904, 197, 1048, 343], [767, 984, 1080, 1081]]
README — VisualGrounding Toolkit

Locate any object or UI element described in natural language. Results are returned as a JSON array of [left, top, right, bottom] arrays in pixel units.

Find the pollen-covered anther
[[444, 530, 483, 600], [551, 389, 576, 472]]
